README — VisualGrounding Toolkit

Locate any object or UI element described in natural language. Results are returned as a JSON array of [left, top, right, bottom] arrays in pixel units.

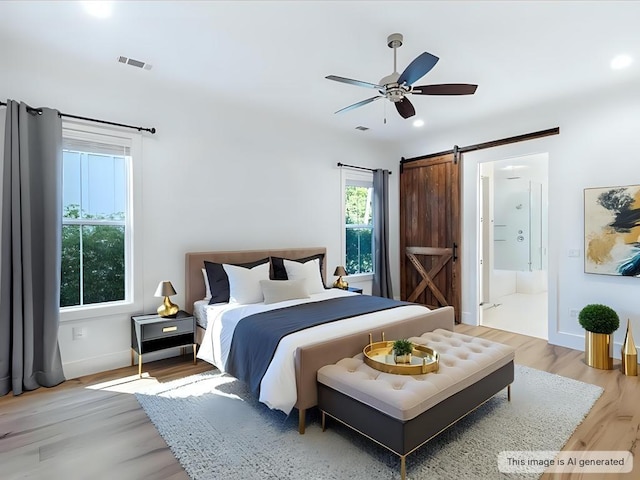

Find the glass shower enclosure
[[493, 178, 544, 272]]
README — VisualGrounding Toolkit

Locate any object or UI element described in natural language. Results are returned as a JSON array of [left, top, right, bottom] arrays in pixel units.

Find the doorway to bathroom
[[478, 153, 548, 339]]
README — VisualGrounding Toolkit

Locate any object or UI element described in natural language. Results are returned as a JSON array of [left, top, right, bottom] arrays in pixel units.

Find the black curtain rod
[[0, 100, 156, 134], [337, 162, 392, 175]]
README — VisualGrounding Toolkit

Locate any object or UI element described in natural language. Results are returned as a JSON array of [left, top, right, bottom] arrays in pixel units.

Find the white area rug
[[136, 365, 603, 480]]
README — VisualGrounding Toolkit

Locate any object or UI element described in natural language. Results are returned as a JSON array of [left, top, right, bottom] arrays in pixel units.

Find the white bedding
[[196, 289, 430, 414]]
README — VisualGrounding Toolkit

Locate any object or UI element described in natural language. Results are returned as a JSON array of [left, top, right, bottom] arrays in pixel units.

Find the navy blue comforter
[[226, 295, 410, 395]]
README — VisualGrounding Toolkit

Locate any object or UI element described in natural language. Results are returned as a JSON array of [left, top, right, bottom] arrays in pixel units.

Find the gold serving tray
[[363, 335, 439, 375]]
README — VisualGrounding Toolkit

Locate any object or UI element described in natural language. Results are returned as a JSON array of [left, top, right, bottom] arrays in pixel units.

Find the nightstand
[[334, 286, 363, 294], [131, 310, 196, 377]]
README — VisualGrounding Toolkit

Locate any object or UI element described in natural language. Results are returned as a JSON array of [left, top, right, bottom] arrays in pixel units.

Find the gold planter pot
[[394, 353, 412, 364], [584, 331, 613, 370]]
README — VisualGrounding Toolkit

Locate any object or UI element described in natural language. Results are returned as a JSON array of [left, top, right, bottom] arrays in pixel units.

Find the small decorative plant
[[393, 339, 413, 357], [578, 304, 620, 334]]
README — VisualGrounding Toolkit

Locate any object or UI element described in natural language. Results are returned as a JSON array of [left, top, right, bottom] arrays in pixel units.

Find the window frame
[[340, 168, 375, 281], [59, 121, 143, 322]]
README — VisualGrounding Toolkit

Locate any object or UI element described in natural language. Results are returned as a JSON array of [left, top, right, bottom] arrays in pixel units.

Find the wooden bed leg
[[400, 455, 406, 480], [321, 411, 326, 432], [508, 384, 511, 402], [298, 408, 306, 434]]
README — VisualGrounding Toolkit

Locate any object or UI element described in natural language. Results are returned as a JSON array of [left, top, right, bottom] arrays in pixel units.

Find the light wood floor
[[457, 325, 639, 480], [0, 326, 638, 480]]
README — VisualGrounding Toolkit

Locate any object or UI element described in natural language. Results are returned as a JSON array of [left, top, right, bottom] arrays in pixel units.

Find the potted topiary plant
[[393, 339, 413, 364], [578, 304, 620, 370]]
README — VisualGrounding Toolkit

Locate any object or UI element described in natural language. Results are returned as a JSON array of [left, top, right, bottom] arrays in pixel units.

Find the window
[[61, 127, 134, 309], [343, 172, 374, 275]]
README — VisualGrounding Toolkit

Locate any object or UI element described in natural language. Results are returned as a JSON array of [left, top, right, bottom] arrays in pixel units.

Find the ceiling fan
[[326, 33, 477, 119]]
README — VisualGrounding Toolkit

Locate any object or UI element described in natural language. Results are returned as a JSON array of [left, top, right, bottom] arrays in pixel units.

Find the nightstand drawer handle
[[162, 326, 178, 333]]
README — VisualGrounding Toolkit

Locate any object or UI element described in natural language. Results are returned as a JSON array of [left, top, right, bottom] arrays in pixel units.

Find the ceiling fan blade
[[335, 96, 383, 114], [397, 52, 439, 86], [326, 75, 382, 89], [395, 98, 416, 119], [411, 83, 478, 95]]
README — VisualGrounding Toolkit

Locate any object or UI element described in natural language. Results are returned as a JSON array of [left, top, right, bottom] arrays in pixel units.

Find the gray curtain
[[372, 169, 393, 298], [0, 100, 65, 396]]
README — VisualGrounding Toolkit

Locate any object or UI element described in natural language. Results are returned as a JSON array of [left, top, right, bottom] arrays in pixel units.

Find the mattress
[[193, 299, 211, 329], [196, 289, 432, 414]]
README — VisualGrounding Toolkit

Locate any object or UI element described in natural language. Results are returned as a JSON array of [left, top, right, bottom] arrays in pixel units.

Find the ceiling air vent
[[355, 126, 370, 131], [117, 56, 153, 70]]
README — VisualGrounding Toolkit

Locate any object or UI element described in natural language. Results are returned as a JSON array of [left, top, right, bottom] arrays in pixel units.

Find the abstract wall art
[[585, 185, 640, 276]]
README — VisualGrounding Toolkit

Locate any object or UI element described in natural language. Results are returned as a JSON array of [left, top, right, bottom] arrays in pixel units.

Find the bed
[[185, 247, 455, 433]]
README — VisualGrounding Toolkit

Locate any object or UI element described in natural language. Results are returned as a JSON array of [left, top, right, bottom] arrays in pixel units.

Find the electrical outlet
[[72, 327, 85, 340], [570, 309, 579, 318]]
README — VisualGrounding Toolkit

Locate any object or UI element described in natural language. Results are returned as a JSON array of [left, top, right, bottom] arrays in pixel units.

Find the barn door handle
[[453, 243, 458, 261]]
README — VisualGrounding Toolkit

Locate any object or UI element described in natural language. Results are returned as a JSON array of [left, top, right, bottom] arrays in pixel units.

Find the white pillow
[[283, 258, 326, 294], [223, 262, 270, 304], [202, 268, 212, 300], [260, 279, 310, 305]]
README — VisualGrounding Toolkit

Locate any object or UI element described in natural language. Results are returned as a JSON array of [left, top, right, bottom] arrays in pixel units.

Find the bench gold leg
[[138, 354, 142, 378], [193, 344, 197, 364], [298, 408, 306, 434], [400, 455, 406, 480], [321, 411, 326, 432], [508, 384, 511, 401]]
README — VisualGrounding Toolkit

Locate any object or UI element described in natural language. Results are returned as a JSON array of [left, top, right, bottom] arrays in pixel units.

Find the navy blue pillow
[[204, 258, 269, 304], [270, 253, 325, 283]]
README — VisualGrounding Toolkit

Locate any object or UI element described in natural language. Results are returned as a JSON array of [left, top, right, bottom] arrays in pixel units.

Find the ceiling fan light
[[413, 119, 425, 127], [326, 33, 476, 120]]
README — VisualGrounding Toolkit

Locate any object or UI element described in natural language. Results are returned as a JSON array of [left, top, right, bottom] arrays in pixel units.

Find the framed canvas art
[[584, 185, 640, 276]]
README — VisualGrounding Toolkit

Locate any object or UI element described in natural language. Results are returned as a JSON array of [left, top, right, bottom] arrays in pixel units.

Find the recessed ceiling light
[[81, 1, 112, 18], [611, 54, 632, 70], [413, 119, 424, 127]]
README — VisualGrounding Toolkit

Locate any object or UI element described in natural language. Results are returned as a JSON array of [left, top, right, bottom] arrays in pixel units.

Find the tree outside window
[[345, 183, 374, 274], [61, 141, 129, 308]]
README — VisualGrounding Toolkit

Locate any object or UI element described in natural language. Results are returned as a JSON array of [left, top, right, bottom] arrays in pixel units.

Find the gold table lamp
[[333, 266, 349, 290], [155, 281, 179, 317]]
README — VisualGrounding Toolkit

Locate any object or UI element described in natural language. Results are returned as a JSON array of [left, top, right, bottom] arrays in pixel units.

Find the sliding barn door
[[400, 153, 461, 322]]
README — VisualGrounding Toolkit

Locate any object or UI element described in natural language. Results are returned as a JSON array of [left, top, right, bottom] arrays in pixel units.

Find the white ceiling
[[1, 1, 639, 142]]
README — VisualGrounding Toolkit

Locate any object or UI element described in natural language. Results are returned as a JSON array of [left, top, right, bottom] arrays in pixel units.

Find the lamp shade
[[333, 266, 347, 277], [154, 281, 177, 297]]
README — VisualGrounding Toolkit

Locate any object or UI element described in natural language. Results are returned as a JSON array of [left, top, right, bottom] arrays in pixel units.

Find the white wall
[[7, 33, 639, 376], [0, 41, 399, 378], [398, 78, 640, 358]]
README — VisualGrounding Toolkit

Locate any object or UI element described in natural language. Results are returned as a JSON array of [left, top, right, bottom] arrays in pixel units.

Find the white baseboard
[[62, 351, 130, 380], [551, 330, 629, 361], [460, 310, 475, 325], [62, 346, 192, 380]]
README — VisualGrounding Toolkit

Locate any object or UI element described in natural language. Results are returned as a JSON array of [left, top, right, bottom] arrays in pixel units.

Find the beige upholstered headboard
[[185, 247, 327, 312]]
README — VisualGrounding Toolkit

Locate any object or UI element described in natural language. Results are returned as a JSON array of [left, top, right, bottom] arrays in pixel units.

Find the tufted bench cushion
[[317, 329, 515, 421]]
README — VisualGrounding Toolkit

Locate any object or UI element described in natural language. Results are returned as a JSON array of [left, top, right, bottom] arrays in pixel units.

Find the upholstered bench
[[317, 329, 515, 480]]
